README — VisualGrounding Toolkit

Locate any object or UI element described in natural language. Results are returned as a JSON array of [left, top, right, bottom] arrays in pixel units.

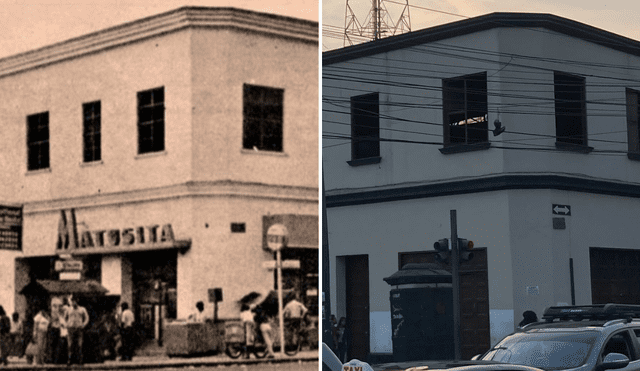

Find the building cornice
[[22, 180, 318, 215], [326, 174, 640, 208], [0, 7, 318, 78], [323, 12, 640, 65]]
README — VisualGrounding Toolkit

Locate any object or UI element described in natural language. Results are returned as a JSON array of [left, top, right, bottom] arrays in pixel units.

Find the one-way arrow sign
[[552, 204, 571, 215]]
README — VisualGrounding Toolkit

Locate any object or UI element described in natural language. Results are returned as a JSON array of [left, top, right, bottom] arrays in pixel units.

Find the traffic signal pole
[[450, 210, 461, 361]]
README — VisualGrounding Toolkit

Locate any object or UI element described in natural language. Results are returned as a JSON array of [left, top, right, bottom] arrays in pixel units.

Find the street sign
[[552, 204, 571, 215], [266, 224, 288, 251], [262, 260, 301, 270], [54, 260, 83, 272]]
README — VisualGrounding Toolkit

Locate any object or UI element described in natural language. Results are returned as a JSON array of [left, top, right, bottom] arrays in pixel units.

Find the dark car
[[474, 304, 640, 371]]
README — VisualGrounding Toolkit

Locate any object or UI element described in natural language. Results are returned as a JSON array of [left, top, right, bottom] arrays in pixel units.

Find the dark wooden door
[[345, 254, 370, 362], [399, 248, 490, 359], [591, 248, 640, 304]]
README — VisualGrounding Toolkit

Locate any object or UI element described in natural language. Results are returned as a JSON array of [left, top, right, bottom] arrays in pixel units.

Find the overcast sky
[[322, 0, 640, 51], [0, 0, 318, 60]]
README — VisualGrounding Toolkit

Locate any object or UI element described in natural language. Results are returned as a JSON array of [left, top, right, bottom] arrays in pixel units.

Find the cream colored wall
[[0, 29, 193, 205], [190, 29, 318, 188]]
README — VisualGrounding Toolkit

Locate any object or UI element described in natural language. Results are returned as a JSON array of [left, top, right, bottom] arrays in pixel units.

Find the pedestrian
[[330, 315, 338, 352], [253, 305, 275, 358], [33, 309, 50, 365], [519, 310, 538, 328], [119, 302, 135, 361], [240, 304, 255, 359], [283, 292, 308, 342], [188, 301, 206, 323], [336, 317, 350, 363], [9, 312, 24, 358], [0, 306, 11, 365], [64, 297, 89, 365], [49, 297, 67, 364]]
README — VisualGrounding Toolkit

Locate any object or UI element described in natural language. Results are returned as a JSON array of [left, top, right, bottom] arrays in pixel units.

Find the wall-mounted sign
[[56, 209, 186, 255], [0, 206, 22, 251], [552, 204, 571, 216], [54, 260, 83, 272]]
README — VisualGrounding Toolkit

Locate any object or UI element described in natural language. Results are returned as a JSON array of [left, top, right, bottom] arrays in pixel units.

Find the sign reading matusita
[[56, 209, 186, 255]]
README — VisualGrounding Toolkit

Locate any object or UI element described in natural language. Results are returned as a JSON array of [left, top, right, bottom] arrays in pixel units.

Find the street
[[125, 361, 319, 371]]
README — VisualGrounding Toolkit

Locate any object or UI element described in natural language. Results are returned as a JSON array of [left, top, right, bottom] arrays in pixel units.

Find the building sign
[[54, 260, 83, 272], [56, 209, 185, 255], [0, 205, 22, 251], [552, 204, 571, 215]]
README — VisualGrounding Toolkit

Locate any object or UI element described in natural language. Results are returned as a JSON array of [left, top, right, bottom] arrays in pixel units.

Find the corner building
[[0, 7, 318, 340]]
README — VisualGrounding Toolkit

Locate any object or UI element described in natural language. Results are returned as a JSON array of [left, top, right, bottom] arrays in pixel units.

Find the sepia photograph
[[322, 0, 640, 371], [0, 0, 318, 369]]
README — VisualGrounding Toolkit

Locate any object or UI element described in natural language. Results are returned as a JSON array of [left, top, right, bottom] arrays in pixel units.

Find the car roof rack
[[542, 304, 640, 323]]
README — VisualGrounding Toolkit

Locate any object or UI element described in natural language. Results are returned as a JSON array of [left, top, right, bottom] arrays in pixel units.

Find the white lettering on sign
[[56, 209, 175, 252]]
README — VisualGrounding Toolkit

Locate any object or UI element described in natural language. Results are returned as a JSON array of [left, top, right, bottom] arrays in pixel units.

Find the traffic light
[[433, 238, 450, 263], [458, 238, 474, 262]]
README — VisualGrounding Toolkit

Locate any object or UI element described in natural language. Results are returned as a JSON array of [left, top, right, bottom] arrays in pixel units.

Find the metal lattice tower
[[344, 0, 411, 47]]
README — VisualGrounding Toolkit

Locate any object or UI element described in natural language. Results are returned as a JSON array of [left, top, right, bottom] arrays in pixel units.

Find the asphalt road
[[120, 361, 319, 370]]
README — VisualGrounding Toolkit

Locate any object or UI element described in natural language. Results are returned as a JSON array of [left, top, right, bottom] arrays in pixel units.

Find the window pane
[[243, 84, 283, 152], [137, 87, 165, 154]]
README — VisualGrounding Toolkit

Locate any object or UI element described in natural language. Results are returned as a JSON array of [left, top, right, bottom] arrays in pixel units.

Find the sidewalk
[[1, 349, 319, 370]]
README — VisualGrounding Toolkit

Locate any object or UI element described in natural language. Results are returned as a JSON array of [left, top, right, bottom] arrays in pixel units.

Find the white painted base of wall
[[490, 310, 514, 347], [371, 311, 393, 353]]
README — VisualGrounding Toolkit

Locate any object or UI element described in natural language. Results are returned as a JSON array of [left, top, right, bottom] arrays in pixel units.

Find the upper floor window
[[442, 72, 488, 149], [243, 84, 284, 152], [83, 101, 101, 162], [27, 112, 50, 171], [137, 87, 165, 154], [350, 93, 380, 163], [627, 88, 640, 159], [554, 72, 588, 148]]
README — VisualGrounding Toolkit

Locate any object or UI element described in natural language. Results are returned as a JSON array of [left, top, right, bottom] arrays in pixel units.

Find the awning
[[19, 279, 109, 296], [262, 214, 318, 249], [383, 263, 452, 286]]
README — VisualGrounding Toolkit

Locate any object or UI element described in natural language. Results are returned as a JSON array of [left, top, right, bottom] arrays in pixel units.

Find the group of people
[[0, 306, 23, 366], [330, 315, 350, 363], [239, 292, 309, 359], [0, 298, 136, 366]]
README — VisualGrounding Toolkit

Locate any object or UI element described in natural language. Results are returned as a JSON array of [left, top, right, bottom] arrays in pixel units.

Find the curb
[[1, 352, 319, 370]]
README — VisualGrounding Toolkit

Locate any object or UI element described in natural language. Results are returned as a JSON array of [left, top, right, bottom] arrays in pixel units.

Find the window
[[350, 93, 380, 162], [554, 72, 587, 147], [83, 101, 101, 162], [442, 72, 488, 149], [27, 112, 50, 171], [243, 84, 283, 152], [627, 88, 640, 159], [137, 87, 165, 154]]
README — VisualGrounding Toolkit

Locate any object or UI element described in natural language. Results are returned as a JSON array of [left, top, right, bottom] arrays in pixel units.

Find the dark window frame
[[627, 88, 640, 160], [82, 101, 101, 163], [137, 86, 165, 155], [349, 92, 381, 165], [242, 84, 284, 153], [441, 72, 489, 154], [554, 71, 590, 151], [26, 111, 50, 171]]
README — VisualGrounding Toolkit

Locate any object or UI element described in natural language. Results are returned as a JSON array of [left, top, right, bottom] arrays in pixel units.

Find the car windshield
[[480, 331, 598, 370]]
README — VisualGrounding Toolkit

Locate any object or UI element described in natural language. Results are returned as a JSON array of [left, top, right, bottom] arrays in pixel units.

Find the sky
[[0, 0, 318, 60], [322, 0, 640, 51]]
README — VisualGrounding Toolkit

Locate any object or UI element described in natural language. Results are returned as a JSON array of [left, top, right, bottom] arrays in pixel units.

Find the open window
[[441, 72, 489, 153]]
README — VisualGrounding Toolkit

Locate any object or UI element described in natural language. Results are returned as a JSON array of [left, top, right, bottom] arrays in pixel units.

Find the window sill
[[439, 142, 491, 154], [135, 150, 168, 160], [554, 142, 593, 153], [347, 156, 382, 167], [25, 167, 51, 176], [628, 152, 640, 161], [80, 160, 104, 167], [241, 149, 288, 157]]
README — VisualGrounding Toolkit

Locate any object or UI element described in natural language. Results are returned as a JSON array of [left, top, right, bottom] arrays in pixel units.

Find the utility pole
[[322, 167, 334, 350], [450, 210, 461, 361]]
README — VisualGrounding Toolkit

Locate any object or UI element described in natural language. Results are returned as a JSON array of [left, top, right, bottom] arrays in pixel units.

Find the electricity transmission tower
[[344, 0, 411, 47]]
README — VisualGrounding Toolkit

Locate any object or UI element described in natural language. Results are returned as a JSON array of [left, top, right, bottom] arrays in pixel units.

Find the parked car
[[406, 364, 547, 371], [474, 304, 640, 371], [323, 343, 344, 371]]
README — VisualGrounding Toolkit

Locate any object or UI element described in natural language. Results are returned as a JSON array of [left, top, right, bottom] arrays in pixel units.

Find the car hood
[[374, 360, 505, 371]]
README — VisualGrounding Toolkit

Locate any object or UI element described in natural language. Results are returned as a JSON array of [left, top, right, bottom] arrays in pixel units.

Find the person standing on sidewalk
[[64, 298, 89, 365], [119, 302, 135, 361], [32, 309, 50, 365], [0, 306, 11, 366], [10, 312, 24, 358]]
